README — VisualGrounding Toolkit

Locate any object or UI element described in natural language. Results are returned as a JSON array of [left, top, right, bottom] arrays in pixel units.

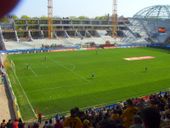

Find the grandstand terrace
[[0, 17, 150, 51], [1, 17, 128, 40]]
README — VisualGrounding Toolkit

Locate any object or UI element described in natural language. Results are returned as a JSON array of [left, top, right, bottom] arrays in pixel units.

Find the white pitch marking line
[[12, 61, 37, 118], [27, 82, 89, 94], [51, 59, 89, 83], [29, 66, 38, 77]]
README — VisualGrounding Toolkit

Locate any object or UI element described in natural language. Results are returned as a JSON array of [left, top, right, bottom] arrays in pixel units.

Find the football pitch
[[6, 48, 170, 120]]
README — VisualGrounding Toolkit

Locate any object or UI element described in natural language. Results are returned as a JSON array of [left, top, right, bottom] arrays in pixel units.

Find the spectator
[[6, 120, 12, 128], [47, 119, 53, 128], [161, 112, 170, 128], [111, 110, 120, 121], [129, 115, 143, 128], [99, 119, 116, 128], [63, 108, 83, 128], [12, 119, 19, 128], [0, 119, 6, 128], [43, 121, 48, 128], [32, 122, 39, 128], [121, 99, 138, 128], [140, 107, 161, 128], [18, 118, 24, 128], [38, 113, 42, 124], [54, 119, 63, 128], [82, 119, 92, 128]]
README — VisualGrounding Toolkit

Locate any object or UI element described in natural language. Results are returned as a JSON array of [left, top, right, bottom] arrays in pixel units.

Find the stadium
[[1, 0, 170, 128]]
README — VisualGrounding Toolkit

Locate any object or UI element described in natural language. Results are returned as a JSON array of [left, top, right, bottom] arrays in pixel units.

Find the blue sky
[[12, 0, 170, 18]]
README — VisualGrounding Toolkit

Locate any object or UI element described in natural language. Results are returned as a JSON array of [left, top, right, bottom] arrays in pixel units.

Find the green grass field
[[6, 47, 170, 120]]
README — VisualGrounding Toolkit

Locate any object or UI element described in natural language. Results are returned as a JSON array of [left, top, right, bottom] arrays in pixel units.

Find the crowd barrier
[[0, 54, 21, 120], [2, 74, 21, 119]]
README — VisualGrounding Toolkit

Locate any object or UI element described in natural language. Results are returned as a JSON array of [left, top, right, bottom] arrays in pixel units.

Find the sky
[[11, 0, 170, 18]]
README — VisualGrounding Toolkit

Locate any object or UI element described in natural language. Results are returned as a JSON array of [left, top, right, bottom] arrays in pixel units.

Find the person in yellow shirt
[[111, 110, 120, 121], [64, 108, 83, 128], [121, 99, 138, 128]]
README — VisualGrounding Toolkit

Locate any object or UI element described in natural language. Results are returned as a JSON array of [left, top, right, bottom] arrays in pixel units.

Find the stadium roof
[[133, 5, 170, 19]]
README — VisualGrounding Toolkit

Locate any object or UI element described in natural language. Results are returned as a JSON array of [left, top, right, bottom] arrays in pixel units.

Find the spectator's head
[[70, 108, 78, 117], [18, 118, 22, 123], [140, 107, 161, 128], [56, 119, 60, 123], [133, 115, 142, 124], [44, 121, 48, 125], [126, 99, 133, 106], [8, 119, 12, 123], [49, 119, 52, 124], [83, 119, 90, 127]]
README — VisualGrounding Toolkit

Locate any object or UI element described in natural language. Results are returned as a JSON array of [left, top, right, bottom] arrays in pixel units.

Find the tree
[[69, 16, 78, 20], [0, 15, 18, 23], [78, 16, 89, 20], [53, 16, 61, 19], [40, 16, 48, 19], [32, 17, 39, 19], [0, 16, 9, 23], [95, 15, 109, 20], [11, 15, 18, 20], [21, 15, 30, 19]]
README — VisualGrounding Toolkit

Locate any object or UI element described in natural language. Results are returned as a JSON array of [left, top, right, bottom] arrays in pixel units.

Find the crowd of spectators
[[2, 91, 170, 128]]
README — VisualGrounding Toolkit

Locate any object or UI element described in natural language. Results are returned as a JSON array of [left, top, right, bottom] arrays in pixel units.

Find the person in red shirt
[[54, 119, 63, 128], [12, 119, 19, 128]]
